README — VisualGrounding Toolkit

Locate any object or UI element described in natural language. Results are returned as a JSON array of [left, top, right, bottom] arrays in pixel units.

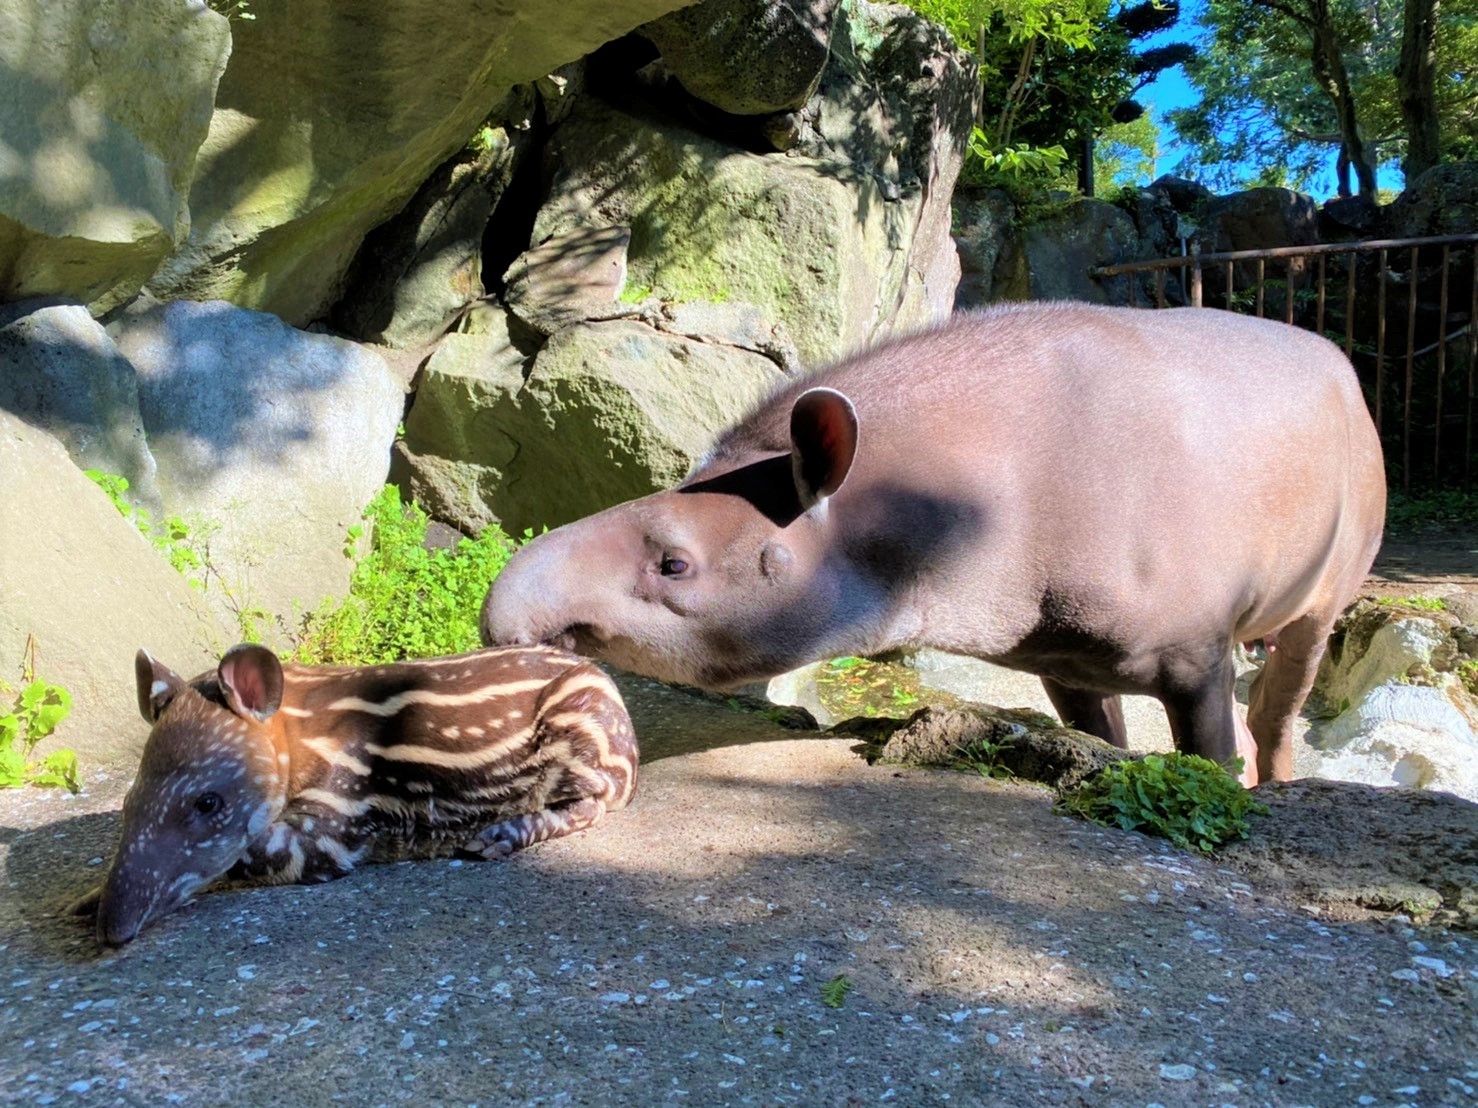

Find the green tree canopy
[[1170, 0, 1477, 194]]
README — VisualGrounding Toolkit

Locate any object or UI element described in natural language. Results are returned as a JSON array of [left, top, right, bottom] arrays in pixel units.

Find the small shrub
[[85, 470, 207, 584], [294, 486, 530, 665], [0, 640, 80, 793], [1057, 753, 1266, 854]]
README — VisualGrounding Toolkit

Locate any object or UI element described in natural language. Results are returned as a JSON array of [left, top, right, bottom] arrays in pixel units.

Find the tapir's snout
[[481, 528, 593, 650], [95, 864, 152, 947]]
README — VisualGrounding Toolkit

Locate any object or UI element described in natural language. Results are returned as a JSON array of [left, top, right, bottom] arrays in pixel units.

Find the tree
[[905, 0, 1190, 191], [1396, 0, 1441, 179], [1094, 110, 1164, 190], [1172, 0, 1478, 192]]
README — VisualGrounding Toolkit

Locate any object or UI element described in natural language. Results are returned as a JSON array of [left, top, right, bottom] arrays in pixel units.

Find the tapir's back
[[711, 302, 1385, 647]]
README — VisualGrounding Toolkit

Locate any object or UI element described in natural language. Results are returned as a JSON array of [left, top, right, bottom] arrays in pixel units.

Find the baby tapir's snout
[[83, 640, 639, 946]]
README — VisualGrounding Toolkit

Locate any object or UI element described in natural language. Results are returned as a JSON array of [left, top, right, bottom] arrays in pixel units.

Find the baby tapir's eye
[[660, 556, 689, 577], [194, 792, 223, 816]]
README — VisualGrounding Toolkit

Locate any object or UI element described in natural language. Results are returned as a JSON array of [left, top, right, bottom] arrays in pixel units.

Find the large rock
[[0, 1, 230, 313], [1306, 595, 1478, 800], [533, 94, 957, 366], [640, 0, 838, 116], [1012, 199, 1142, 304], [1389, 161, 1478, 238], [1193, 187, 1319, 297], [110, 301, 405, 632], [0, 412, 229, 769], [398, 317, 784, 535], [143, 0, 695, 326], [0, 301, 159, 508], [331, 88, 540, 350], [952, 188, 1018, 309]]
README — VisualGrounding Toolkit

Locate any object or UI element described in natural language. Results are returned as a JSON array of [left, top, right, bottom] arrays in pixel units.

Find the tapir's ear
[[135, 649, 185, 724], [217, 643, 284, 722], [790, 387, 858, 510]]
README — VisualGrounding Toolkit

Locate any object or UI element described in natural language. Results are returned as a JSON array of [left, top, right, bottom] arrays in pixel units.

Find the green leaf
[[820, 974, 853, 1009], [0, 745, 25, 788]]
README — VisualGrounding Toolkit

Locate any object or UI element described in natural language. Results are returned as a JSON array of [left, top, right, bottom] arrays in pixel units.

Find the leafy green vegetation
[[955, 736, 1016, 780], [1459, 659, 1478, 698], [820, 974, 854, 1009], [293, 486, 530, 665], [1057, 753, 1266, 853], [0, 640, 79, 793], [1375, 595, 1447, 612], [86, 471, 207, 582], [1385, 489, 1478, 533]]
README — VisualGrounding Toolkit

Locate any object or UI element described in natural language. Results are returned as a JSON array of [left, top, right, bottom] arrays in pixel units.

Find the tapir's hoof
[[463, 825, 521, 860]]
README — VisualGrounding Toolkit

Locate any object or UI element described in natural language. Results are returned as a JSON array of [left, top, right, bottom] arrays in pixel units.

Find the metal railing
[[1092, 232, 1478, 491]]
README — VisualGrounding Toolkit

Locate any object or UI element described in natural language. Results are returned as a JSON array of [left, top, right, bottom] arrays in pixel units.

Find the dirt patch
[[1226, 777, 1478, 929]]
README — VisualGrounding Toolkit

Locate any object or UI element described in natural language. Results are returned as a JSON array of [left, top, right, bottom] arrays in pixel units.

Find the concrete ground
[[2, 677, 1475, 1107]]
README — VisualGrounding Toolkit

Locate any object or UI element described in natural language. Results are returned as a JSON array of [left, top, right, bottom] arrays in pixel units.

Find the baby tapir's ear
[[135, 649, 185, 724], [790, 387, 858, 511], [217, 643, 284, 722]]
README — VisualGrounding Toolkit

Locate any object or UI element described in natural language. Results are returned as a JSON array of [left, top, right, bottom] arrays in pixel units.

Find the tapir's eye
[[660, 556, 690, 577], [194, 792, 223, 816]]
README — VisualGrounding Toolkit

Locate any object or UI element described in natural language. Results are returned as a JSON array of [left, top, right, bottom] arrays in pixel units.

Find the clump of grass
[[1374, 595, 1447, 612], [1057, 753, 1266, 854], [955, 737, 1015, 780], [293, 486, 530, 665]]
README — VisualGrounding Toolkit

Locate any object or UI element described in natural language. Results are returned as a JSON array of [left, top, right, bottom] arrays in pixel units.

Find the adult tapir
[[480, 303, 1386, 785]]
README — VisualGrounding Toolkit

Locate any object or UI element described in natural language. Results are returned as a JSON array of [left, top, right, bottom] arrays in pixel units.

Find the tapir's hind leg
[[1245, 612, 1333, 783], [1041, 678, 1128, 748], [463, 797, 609, 859]]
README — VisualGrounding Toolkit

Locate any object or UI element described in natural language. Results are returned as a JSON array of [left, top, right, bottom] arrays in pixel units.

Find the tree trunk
[[1308, 0, 1379, 196], [1395, 0, 1441, 182]]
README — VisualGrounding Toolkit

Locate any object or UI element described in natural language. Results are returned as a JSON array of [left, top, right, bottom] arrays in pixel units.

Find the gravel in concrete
[[2, 680, 1476, 1105]]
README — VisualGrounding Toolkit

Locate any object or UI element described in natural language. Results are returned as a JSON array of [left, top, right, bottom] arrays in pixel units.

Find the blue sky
[[1131, 0, 1406, 198]]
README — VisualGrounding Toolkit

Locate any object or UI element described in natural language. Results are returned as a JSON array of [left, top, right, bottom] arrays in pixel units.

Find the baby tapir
[[74, 642, 638, 946]]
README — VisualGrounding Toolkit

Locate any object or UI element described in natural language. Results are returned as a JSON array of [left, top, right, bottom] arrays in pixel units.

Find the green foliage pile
[[1057, 752, 1266, 853], [1, 643, 79, 793], [293, 486, 528, 665]]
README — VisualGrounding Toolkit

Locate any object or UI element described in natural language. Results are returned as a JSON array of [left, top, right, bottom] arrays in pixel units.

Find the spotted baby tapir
[[73, 642, 639, 946]]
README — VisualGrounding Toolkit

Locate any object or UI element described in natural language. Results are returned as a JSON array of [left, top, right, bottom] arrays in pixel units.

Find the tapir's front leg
[[231, 815, 370, 886]]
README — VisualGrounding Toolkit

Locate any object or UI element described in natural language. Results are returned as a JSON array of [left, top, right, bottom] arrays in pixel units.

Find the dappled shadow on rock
[[1227, 778, 1478, 930]]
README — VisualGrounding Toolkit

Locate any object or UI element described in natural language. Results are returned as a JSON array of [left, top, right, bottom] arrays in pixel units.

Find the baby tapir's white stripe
[[327, 678, 558, 717]]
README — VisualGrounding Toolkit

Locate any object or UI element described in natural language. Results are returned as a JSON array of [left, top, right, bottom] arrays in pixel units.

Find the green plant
[[955, 737, 1016, 780], [820, 974, 853, 1009], [1375, 595, 1447, 612], [967, 131, 1070, 186], [294, 486, 530, 665], [1057, 752, 1266, 854], [85, 470, 207, 584], [619, 283, 654, 304], [1385, 489, 1478, 532], [0, 639, 79, 793], [208, 0, 255, 21], [1459, 659, 1478, 697]]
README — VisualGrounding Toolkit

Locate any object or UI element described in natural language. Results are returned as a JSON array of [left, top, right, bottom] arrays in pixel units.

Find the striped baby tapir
[[73, 641, 638, 946]]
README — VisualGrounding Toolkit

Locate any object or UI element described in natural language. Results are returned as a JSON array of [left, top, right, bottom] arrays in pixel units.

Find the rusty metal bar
[[1469, 245, 1477, 489], [1190, 243, 1202, 307], [1090, 231, 1478, 276], [1404, 246, 1419, 492], [1255, 258, 1265, 318], [1155, 267, 1166, 309], [1436, 245, 1449, 480], [1128, 271, 1137, 307], [1225, 261, 1233, 310], [1285, 260, 1295, 324], [1345, 252, 1356, 358], [1377, 249, 1388, 436], [1316, 254, 1327, 335]]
